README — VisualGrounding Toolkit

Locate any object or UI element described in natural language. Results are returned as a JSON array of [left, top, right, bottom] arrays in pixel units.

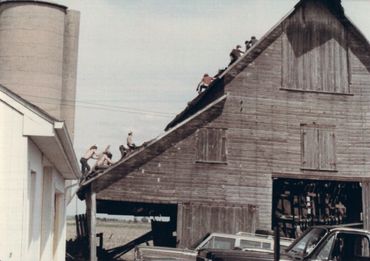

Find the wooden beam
[[362, 182, 370, 230], [86, 184, 97, 261], [176, 203, 183, 247]]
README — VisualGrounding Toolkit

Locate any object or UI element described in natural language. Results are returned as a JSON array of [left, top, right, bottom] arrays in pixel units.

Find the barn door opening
[[272, 178, 362, 238], [96, 200, 178, 247]]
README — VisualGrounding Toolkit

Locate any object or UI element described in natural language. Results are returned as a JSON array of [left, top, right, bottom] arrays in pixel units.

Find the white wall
[[28, 140, 44, 260], [40, 166, 67, 261], [0, 101, 28, 260], [0, 100, 68, 261]]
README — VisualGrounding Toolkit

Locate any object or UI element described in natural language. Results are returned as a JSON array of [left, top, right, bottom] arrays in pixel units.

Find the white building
[[0, 84, 80, 261]]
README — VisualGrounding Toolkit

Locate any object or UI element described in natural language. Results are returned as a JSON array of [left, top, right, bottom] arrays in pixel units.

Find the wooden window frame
[[301, 124, 337, 172], [196, 127, 227, 164]]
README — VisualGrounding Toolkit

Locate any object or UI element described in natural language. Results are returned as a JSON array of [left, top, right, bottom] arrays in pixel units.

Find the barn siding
[[97, 0, 370, 242], [177, 203, 258, 248]]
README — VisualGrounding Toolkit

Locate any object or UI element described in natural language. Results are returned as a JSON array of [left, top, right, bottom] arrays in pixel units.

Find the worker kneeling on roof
[[196, 73, 214, 94]]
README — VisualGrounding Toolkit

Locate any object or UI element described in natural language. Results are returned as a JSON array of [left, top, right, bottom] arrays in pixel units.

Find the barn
[[78, 0, 370, 258]]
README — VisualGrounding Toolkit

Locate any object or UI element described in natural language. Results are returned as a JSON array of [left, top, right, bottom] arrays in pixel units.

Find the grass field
[[67, 218, 151, 261]]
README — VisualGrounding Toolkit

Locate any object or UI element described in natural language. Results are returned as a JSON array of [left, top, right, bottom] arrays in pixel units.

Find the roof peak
[[297, 0, 344, 16]]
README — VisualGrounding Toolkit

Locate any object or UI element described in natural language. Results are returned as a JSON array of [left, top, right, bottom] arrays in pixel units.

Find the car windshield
[[201, 236, 236, 250], [287, 228, 328, 257], [190, 233, 211, 250]]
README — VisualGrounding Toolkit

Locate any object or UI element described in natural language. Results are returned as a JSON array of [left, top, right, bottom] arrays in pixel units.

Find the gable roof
[[166, 0, 370, 131], [0, 84, 80, 179], [78, 0, 370, 197], [77, 94, 227, 199]]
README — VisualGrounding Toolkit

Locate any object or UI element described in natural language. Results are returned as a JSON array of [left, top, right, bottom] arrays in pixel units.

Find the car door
[[309, 232, 370, 261]]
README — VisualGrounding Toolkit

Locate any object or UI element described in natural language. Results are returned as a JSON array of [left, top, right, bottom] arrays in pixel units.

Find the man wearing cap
[[127, 131, 136, 149], [229, 45, 244, 66]]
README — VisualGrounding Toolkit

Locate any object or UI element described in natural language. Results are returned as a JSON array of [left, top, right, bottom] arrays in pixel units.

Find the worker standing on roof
[[80, 145, 98, 175], [127, 131, 136, 149], [229, 45, 244, 66], [246, 36, 258, 50], [196, 73, 214, 94]]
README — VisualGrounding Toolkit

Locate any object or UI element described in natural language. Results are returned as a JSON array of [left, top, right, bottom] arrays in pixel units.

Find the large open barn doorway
[[97, 200, 178, 247], [272, 178, 362, 238]]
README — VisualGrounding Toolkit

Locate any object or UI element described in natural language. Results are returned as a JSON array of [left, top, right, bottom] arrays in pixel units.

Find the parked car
[[134, 232, 293, 261], [196, 226, 370, 261]]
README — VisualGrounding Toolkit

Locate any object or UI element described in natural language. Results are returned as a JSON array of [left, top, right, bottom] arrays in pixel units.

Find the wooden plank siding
[[177, 203, 258, 248], [282, 2, 350, 94], [96, 0, 370, 245]]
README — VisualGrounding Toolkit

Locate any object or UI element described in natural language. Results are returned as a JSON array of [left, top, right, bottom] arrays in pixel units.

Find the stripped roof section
[[77, 94, 228, 199]]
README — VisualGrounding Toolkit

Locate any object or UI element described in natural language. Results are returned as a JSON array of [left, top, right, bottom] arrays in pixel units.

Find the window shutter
[[282, 24, 350, 94], [207, 128, 218, 162], [301, 126, 319, 169], [196, 129, 207, 161], [221, 129, 227, 162], [319, 129, 336, 170], [196, 128, 227, 163], [301, 125, 336, 171]]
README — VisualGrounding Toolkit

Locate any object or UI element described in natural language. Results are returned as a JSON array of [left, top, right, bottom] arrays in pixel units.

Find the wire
[[20, 93, 176, 118]]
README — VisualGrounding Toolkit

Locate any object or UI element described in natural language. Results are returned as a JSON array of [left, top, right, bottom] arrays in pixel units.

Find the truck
[[196, 226, 370, 261], [134, 232, 293, 261]]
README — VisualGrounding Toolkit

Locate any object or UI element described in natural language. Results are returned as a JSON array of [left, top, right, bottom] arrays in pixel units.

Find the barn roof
[[77, 94, 227, 199], [78, 0, 370, 197], [165, 0, 370, 131]]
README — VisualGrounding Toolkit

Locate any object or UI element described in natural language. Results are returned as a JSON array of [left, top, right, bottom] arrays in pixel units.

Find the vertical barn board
[[196, 129, 207, 161], [219, 206, 226, 233], [224, 206, 233, 234], [177, 203, 259, 247], [301, 126, 319, 169], [282, 1, 349, 94], [177, 203, 183, 247], [221, 129, 227, 162], [210, 206, 220, 232], [180, 203, 192, 248], [362, 182, 370, 231], [208, 129, 217, 162], [319, 129, 336, 170], [198, 205, 209, 239], [281, 32, 291, 89], [234, 207, 242, 233], [192, 203, 201, 244]]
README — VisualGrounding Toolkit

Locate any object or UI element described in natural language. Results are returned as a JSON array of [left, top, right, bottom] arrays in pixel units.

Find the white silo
[[0, 0, 80, 140]]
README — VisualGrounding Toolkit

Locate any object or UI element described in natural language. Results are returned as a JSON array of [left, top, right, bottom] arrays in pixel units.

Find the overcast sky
[[56, 0, 370, 215]]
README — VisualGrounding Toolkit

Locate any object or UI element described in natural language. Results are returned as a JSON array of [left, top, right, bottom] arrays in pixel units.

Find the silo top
[[0, 0, 67, 10]]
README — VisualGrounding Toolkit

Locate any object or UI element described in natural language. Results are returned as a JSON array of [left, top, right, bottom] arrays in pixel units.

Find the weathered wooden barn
[[78, 0, 370, 258]]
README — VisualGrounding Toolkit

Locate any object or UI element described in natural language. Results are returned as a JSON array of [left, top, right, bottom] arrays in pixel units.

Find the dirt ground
[[67, 218, 151, 261]]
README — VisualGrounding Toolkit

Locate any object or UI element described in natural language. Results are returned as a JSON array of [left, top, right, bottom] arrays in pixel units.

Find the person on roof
[[127, 131, 136, 149], [94, 151, 114, 171], [80, 145, 98, 175], [119, 144, 129, 159], [229, 45, 244, 66], [246, 36, 258, 50], [196, 73, 214, 93]]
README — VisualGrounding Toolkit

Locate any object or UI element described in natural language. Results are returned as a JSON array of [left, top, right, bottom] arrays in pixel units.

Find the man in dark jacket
[[229, 45, 244, 66]]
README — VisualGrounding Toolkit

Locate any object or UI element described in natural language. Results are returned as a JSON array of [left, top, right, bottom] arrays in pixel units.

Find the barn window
[[301, 124, 336, 171], [196, 128, 227, 163], [281, 11, 351, 94]]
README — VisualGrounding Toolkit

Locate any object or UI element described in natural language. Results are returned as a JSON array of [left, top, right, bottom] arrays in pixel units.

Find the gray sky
[[57, 0, 370, 215]]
